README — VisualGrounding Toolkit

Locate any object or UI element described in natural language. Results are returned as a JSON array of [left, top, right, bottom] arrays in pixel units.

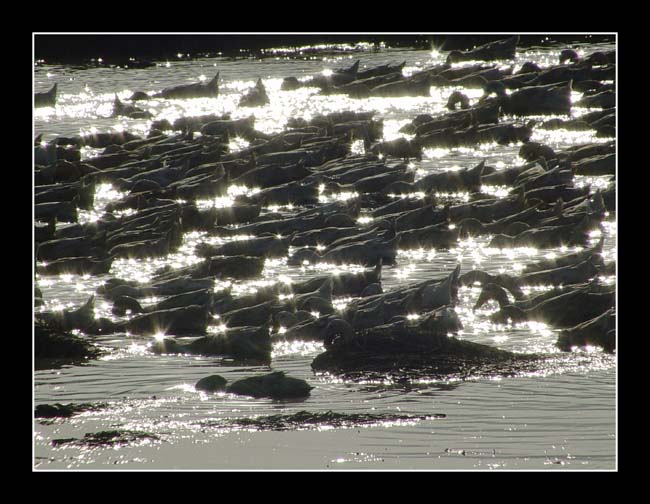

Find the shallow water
[[33, 39, 616, 470]]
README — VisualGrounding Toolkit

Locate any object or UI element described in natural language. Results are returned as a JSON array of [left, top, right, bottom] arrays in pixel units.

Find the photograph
[[33, 32, 617, 471]]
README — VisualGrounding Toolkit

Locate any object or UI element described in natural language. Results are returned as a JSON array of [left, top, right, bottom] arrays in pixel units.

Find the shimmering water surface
[[33, 40, 616, 470]]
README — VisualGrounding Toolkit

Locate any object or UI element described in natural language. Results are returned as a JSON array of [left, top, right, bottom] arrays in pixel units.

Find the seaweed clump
[[51, 430, 160, 447], [199, 409, 446, 431]]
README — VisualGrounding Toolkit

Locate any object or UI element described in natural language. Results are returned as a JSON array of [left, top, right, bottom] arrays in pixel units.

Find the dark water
[[33, 40, 616, 470]]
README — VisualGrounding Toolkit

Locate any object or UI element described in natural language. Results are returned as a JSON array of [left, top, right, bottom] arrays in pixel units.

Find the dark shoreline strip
[[34, 34, 615, 65]]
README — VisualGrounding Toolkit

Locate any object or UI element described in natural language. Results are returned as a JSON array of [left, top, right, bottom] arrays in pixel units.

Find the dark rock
[[34, 320, 103, 362], [35, 402, 107, 418], [226, 371, 313, 399], [195, 375, 228, 392]]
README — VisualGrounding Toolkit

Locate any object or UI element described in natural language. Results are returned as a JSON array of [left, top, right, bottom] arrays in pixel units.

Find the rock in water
[[195, 375, 228, 392], [312, 309, 519, 376], [34, 320, 103, 361], [226, 371, 313, 399], [35, 402, 107, 418]]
